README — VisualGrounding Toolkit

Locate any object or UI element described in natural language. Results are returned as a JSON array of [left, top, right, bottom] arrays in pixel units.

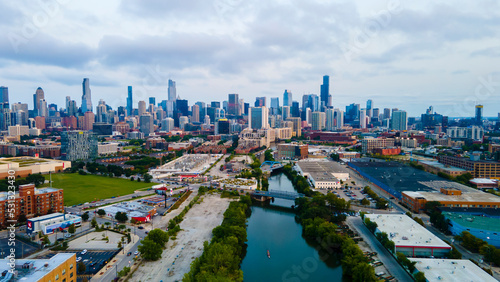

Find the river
[[241, 173, 343, 282]]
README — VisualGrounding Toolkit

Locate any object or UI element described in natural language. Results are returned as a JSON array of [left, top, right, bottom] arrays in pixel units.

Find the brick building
[[0, 184, 64, 227], [438, 155, 500, 179]]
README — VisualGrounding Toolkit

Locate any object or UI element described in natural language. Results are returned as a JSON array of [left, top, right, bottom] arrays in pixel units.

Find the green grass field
[[45, 173, 153, 206]]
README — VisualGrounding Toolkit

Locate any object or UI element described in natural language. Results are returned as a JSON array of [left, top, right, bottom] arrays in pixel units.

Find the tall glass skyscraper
[[168, 79, 176, 101], [127, 86, 133, 116], [320, 75, 329, 107], [283, 90, 292, 107], [475, 105, 483, 126], [81, 78, 93, 113]]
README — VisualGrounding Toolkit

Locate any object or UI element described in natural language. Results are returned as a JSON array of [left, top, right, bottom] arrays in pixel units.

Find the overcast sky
[[1, 0, 500, 117]]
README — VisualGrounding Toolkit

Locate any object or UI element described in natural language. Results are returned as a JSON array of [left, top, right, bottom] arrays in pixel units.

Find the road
[[347, 217, 413, 282]]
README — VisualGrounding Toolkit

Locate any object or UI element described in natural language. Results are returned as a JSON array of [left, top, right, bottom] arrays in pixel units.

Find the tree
[[26, 174, 45, 186], [68, 224, 76, 234], [97, 209, 106, 217], [91, 217, 97, 228], [146, 229, 169, 247], [77, 261, 86, 274], [81, 212, 89, 222], [446, 246, 462, 259], [352, 263, 378, 282], [361, 198, 370, 206], [364, 218, 378, 234], [115, 212, 128, 223], [143, 173, 152, 183], [18, 213, 27, 223], [138, 238, 163, 260]]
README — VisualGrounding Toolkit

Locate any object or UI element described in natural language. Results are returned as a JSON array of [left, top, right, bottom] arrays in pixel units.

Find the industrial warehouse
[[365, 214, 451, 257], [295, 159, 349, 190], [409, 258, 496, 282]]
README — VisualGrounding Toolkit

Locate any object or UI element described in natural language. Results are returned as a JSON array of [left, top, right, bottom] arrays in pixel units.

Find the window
[[62, 269, 66, 275], [55, 274, 59, 280], [69, 264, 73, 269]]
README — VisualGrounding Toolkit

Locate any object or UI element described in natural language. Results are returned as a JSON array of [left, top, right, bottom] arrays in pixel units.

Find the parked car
[[81, 249, 87, 255], [127, 252, 132, 256], [76, 257, 82, 263], [138, 226, 144, 230]]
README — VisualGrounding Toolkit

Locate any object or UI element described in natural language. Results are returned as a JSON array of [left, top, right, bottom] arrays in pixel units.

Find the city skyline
[[1, 1, 499, 116]]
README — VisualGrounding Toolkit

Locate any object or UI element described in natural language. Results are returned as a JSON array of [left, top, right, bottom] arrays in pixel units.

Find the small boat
[[267, 249, 270, 259]]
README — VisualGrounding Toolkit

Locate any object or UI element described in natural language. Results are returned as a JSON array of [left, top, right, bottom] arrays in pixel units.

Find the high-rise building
[[391, 110, 408, 131], [140, 114, 154, 136], [215, 118, 230, 135], [83, 111, 95, 131], [282, 106, 290, 120], [291, 101, 300, 117], [195, 102, 206, 118], [255, 97, 266, 107], [475, 105, 483, 126], [179, 116, 189, 130], [360, 108, 367, 128], [138, 101, 146, 117], [96, 100, 107, 123], [228, 94, 240, 116], [366, 99, 373, 117], [320, 75, 329, 107], [326, 108, 335, 131], [345, 103, 360, 123], [39, 99, 48, 117], [302, 94, 310, 110], [249, 106, 269, 130], [283, 90, 292, 107], [308, 94, 319, 112], [149, 97, 156, 106], [211, 101, 220, 108], [61, 130, 98, 161], [127, 86, 133, 116], [0, 86, 8, 108], [191, 104, 200, 123], [168, 79, 176, 101], [270, 97, 279, 115], [81, 78, 92, 113], [383, 108, 391, 120], [287, 117, 302, 137], [311, 112, 326, 131], [33, 87, 44, 115], [176, 99, 189, 117], [334, 108, 344, 129], [161, 117, 175, 132]]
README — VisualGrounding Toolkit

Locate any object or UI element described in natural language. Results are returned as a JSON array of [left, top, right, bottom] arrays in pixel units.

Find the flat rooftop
[[104, 201, 154, 218], [365, 214, 450, 249], [0, 253, 75, 281], [297, 159, 347, 183], [350, 161, 475, 193], [419, 160, 469, 172], [444, 212, 500, 233], [403, 191, 500, 204], [0, 187, 62, 201], [409, 258, 496, 282]]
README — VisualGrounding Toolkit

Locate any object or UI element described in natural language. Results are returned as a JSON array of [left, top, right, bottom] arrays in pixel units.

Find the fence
[[348, 162, 402, 199]]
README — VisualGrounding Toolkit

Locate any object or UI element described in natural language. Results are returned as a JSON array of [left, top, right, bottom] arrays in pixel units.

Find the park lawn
[[47, 173, 153, 206]]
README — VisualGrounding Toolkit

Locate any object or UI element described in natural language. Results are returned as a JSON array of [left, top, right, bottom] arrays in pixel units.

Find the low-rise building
[[27, 213, 82, 235], [0, 157, 70, 178], [418, 160, 471, 177], [438, 155, 500, 180], [0, 253, 77, 282], [469, 178, 499, 189], [365, 214, 451, 257], [277, 143, 308, 160], [295, 159, 348, 190], [98, 142, 119, 155], [372, 147, 401, 156], [402, 188, 500, 213], [361, 138, 395, 153], [103, 201, 156, 223], [409, 258, 496, 282], [444, 212, 500, 247]]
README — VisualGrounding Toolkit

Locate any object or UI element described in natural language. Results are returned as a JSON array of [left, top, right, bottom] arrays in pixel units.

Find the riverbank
[[131, 193, 231, 281]]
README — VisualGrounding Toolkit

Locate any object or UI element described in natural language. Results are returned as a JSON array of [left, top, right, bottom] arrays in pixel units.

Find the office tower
[[195, 102, 206, 118], [282, 106, 290, 120], [287, 117, 302, 137], [320, 75, 329, 107], [334, 108, 344, 129], [291, 101, 300, 117], [372, 108, 380, 120], [32, 87, 44, 115], [283, 90, 292, 107], [326, 108, 335, 131], [228, 94, 240, 115], [140, 114, 154, 136], [161, 117, 175, 132], [83, 111, 95, 130], [426, 106, 434, 115], [391, 110, 408, 131], [179, 116, 189, 130], [215, 108, 225, 120], [243, 102, 249, 115], [96, 100, 107, 123], [360, 108, 367, 129], [270, 97, 279, 115], [38, 99, 48, 117], [215, 119, 230, 135], [211, 101, 220, 108], [255, 97, 266, 107], [0, 86, 8, 107], [345, 103, 360, 123], [81, 78, 92, 113], [204, 115, 210, 125], [305, 108, 312, 125], [391, 108, 399, 117], [61, 130, 98, 161], [67, 100, 77, 117], [191, 104, 200, 123], [168, 79, 176, 101], [138, 101, 146, 117], [149, 97, 156, 106], [12, 102, 28, 113], [308, 94, 319, 112], [383, 108, 391, 120], [176, 99, 189, 117], [166, 100, 175, 117], [127, 86, 133, 116], [249, 106, 269, 130], [366, 99, 373, 117], [302, 94, 309, 110], [311, 112, 325, 131], [475, 105, 483, 126]]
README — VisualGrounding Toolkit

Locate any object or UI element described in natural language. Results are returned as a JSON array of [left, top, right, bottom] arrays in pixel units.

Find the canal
[[241, 173, 343, 282]]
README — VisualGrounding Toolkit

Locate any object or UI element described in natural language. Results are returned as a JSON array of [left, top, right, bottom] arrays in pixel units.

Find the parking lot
[[0, 237, 39, 258], [332, 188, 378, 208], [38, 250, 119, 275]]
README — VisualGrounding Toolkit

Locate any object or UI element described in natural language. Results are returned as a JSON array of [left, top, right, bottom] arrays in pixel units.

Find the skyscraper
[[127, 86, 133, 116], [312, 112, 325, 131], [179, 116, 189, 130], [383, 108, 391, 120], [391, 110, 408, 131], [191, 104, 200, 123], [161, 117, 175, 132], [168, 79, 176, 101], [138, 101, 146, 117], [33, 87, 44, 115], [283, 90, 292, 107], [308, 94, 319, 112], [366, 99, 373, 117], [249, 106, 269, 130], [475, 105, 483, 126], [326, 108, 335, 131], [140, 114, 154, 136], [255, 97, 266, 107], [211, 101, 220, 108], [320, 75, 329, 107], [149, 97, 156, 106], [291, 101, 300, 117], [81, 78, 93, 113], [228, 94, 240, 116], [360, 108, 367, 129], [334, 108, 344, 129], [270, 97, 279, 115]]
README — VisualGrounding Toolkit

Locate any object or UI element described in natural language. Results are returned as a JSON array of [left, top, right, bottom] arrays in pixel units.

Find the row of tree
[[184, 195, 252, 281], [282, 164, 315, 197], [362, 186, 389, 209]]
